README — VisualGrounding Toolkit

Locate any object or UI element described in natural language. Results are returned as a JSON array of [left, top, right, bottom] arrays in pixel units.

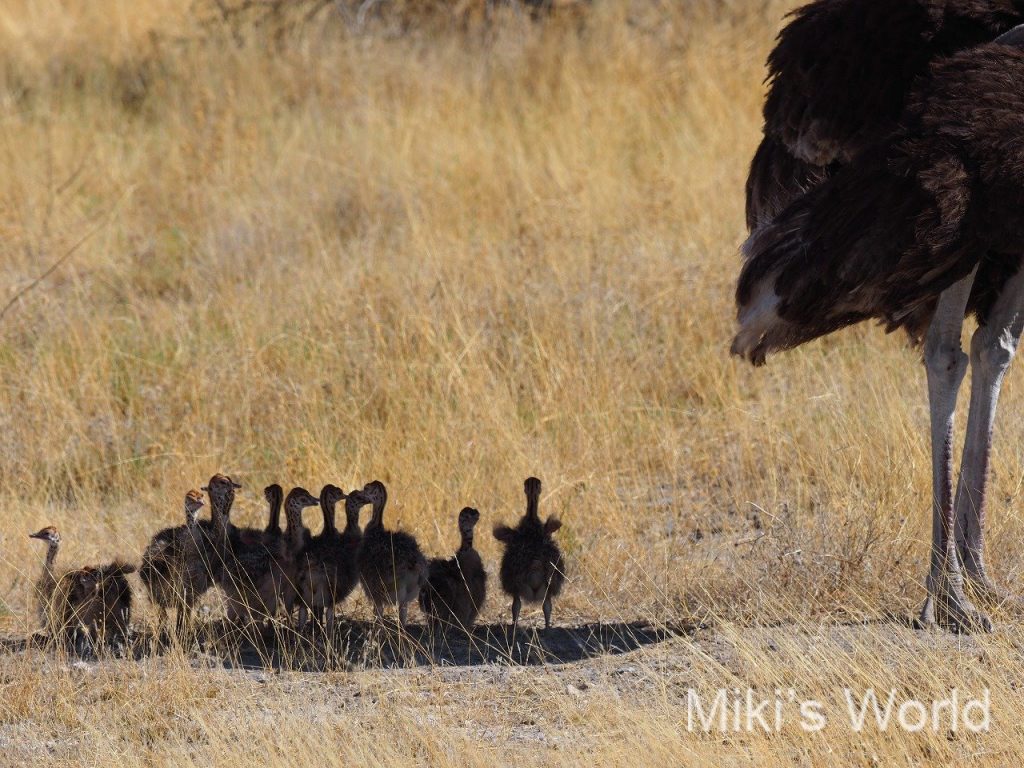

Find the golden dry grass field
[[2, 0, 1024, 765]]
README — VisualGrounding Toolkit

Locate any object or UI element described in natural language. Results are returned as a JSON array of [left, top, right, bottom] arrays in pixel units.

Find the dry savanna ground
[[1, 0, 1024, 765]]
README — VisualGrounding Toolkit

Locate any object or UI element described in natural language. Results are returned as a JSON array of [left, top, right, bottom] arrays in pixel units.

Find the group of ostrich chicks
[[28, 475, 566, 654]]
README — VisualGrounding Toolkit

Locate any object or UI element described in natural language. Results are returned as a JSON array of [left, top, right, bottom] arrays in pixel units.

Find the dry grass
[[1, 0, 1024, 764]]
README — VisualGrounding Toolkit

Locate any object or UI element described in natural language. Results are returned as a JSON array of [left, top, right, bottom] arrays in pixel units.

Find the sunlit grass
[[0, 1, 1023, 764]]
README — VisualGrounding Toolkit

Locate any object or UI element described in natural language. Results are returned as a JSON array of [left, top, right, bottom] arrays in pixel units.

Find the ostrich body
[[310, 489, 365, 629], [746, 0, 1024, 230], [201, 473, 283, 625], [221, 484, 319, 626], [493, 477, 564, 629], [29, 527, 135, 652], [58, 563, 134, 652], [88, 560, 135, 648], [335, 491, 365, 612], [139, 489, 213, 641], [296, 484, 361, 634], [734, 33, 1024, 631], [419, 507, 487, 631], [353, 481, 427, 627], [277, 487, 322, 623]]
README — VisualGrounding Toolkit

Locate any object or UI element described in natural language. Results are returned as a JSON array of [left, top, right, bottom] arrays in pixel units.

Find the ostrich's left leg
[[955, 267, 1024, 603], [919, 268, 993, 631]]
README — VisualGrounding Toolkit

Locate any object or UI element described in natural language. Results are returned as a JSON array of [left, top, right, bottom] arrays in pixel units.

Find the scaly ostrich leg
[[919, 268, 992, 631], [955, 267, 1024, 604]]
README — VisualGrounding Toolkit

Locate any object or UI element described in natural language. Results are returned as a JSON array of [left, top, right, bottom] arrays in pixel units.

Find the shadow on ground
[[0, 620, 692, 671], [198, 620, 692, 671]]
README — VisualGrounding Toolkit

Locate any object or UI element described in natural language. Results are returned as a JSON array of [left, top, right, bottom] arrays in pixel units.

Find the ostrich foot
[[917, 573, 993, 633], [964, 569, 1024, 611]]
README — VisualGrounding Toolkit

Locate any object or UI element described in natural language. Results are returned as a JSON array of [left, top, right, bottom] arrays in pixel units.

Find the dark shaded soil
[[0, 620, 692, 672]]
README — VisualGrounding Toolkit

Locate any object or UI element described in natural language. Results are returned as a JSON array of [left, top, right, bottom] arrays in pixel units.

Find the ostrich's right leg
[[955, 267, 1024, 604], [919, 269, 993, 632]]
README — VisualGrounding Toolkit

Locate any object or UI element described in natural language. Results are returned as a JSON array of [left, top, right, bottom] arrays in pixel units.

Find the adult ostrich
[[745, 0, 1024, 232], [733, 30, 1024, 632]]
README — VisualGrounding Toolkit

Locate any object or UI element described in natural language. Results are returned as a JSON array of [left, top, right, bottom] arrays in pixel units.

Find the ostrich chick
[[493, 477, 565, 629], [296, 484, 347, 633], [419, 507, 487, 631], [29, 527, 136, 652], [140, 489, 212, 641], [354, 481, 427, 627]]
